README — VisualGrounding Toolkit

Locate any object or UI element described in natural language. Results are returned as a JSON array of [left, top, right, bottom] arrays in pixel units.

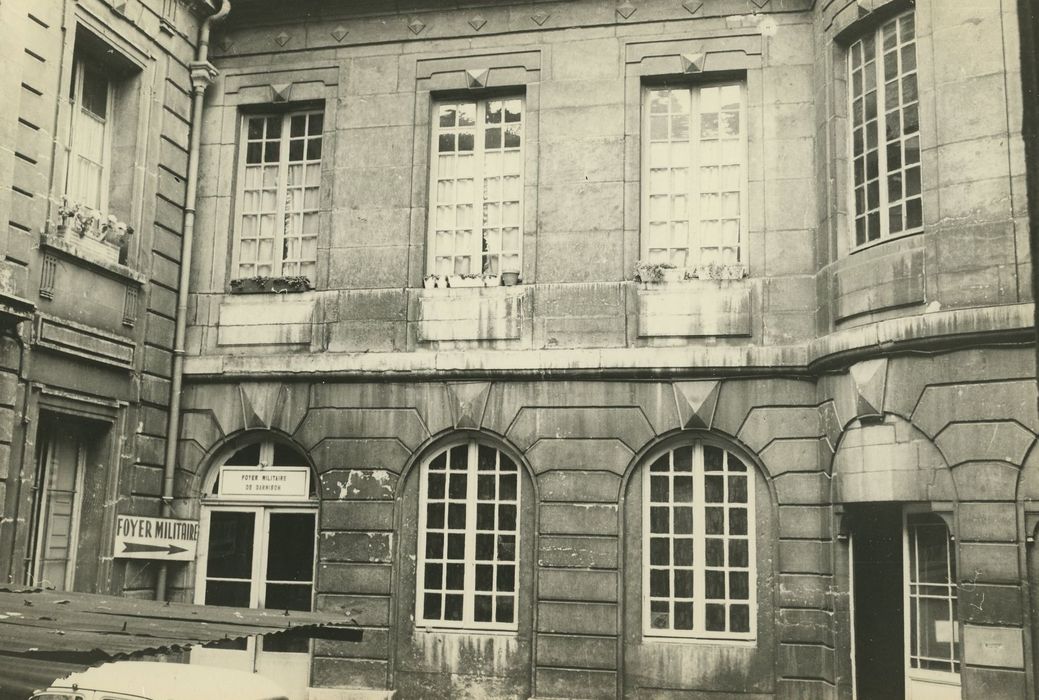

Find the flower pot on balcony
[[501, 271, 520, 286], [448, 275, 483, 288]]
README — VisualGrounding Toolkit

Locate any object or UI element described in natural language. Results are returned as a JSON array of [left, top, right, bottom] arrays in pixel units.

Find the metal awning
[[0, 587, 360, 698]]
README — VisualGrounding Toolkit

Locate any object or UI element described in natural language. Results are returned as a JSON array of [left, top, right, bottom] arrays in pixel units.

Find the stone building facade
[[2, 0, 1038, 699], [0, 0, 206, 601]]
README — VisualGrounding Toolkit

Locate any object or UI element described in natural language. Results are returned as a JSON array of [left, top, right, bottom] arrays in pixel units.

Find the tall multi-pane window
[[643, 83, 746, 268], [644, 442, 755, 639], [234, 111, 323, 280], [905, 513, 959, 675], [849, 11, 921, 246], [66, 55, 112, 211], [428, 98, 524, 277], [417, 441, 519, 630]]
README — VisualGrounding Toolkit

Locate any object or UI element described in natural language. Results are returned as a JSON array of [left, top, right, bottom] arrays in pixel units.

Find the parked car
[[29, 661, 289, 700]]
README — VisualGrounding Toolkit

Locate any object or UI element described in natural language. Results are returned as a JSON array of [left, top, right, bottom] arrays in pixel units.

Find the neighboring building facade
[[0, 0, 205, 598], [3, 0, 1039, 699]]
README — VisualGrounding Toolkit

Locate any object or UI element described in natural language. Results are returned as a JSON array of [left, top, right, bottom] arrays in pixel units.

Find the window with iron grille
[[849, 11, 921, 246], [234, 111, 323, 280], [416, 441, 519, 630], [643, 441, 755, 640], [428, 98, 524, 277], [642, 83, 747, 268]]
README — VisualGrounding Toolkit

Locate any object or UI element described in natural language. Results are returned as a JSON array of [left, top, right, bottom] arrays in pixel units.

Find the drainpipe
[[155, 0, 229, 602]]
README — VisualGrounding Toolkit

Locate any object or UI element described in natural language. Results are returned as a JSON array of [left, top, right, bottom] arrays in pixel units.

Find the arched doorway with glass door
[[192, 435, 318, 700]]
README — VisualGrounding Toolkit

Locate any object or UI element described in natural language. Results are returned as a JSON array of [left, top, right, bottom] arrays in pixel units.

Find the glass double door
[[852, 507, 960, 700], [193, 507, 316, 699]]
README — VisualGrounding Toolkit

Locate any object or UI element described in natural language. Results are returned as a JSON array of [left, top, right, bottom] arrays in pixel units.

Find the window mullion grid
[[416, 457, 432, 624], [273, 115, 292, 277], [474, 102, 487, 274], [690, 89, 703, 269], [462, 442, 479, 626], [693, 443, 706, 633], [738, 84, 748, 264], [874, 41, 891, 239]]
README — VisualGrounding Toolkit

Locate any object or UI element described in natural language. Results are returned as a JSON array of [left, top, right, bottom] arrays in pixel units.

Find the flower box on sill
[[50, 197, 133, 266], [229, 276, 314, 294], [634, 261, 748, 285]]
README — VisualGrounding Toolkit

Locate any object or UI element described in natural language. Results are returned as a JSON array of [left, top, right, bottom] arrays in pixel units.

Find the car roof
[[47, 661, 288, 700]]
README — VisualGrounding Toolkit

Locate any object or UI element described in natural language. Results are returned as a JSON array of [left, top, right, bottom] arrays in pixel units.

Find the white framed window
[[848, 10, 921, 247], [642, 83, 747, 269], [195, 440, 316, 655], [416, 441, 519, 630], [643, 441, 755, 640], [904, 511, 959, 676], [428, 98, 524, 277], [233, 111, 323, 280], [31, 429, 87, 592], [66, 54, 113, 212]]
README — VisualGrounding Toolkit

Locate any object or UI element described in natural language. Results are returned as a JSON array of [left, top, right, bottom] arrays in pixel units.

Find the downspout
[[155, 0, 229, 601]]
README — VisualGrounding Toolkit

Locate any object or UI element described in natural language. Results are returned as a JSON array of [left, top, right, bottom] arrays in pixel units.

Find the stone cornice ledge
[[182, 303, 1035, 381], [808, 302, 1036, 371]]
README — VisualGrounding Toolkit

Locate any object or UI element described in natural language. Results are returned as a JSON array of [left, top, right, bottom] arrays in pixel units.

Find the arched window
[[193, 437, 317, 690], [643, 441, 756, 640], [416, 441, 519, 630]]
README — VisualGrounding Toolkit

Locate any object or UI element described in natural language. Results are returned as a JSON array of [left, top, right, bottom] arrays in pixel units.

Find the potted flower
[[482, 274, 501, 287], [501, 271, 520, 286], [634, 260, 679, 283], [423, 274, 439, 289], [448, 273, 483, 288]]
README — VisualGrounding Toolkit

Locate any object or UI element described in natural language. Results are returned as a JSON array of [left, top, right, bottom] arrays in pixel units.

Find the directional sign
[[114, 515, 198, 561]]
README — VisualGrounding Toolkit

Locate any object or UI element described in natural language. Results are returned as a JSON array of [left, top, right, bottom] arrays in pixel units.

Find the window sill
[[228, 277, 314, 294], [414, 625, 519, 637], [39, 234, 145, 286], [849, 226, 924, 255], [641, 633, 757, 647]]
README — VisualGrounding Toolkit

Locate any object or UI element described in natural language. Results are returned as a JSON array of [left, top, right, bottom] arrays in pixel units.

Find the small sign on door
[[114, 515, 199, 560]]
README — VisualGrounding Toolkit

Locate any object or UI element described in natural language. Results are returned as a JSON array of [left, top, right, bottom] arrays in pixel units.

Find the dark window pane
[[246, 142, 262, 164], [504, 100, 522, 122], [458, 132, 475, 152], [426, 532, 444, 558], [446, 563, 464, 590], [706, 571, 725, 599], [500, 474, 517, 501], [265, 582, 311, 611], [650, 507, 669, 534], [889, 205, 903, 234], [290, 115, 306, 137], [705, 475, 724, 503], [650, 600, 669, 629], [729, 571, 750, 600], [906, 198, 922, 229], [264, 141, 280, 163], [706, 604, 726, 631], [906, 166, 921, 197], [449, 473, 467, 499], [496, 596, 514, 623], [651, 476, 669, 502], [498, 504, 517, 531], [427, 502, 445, 529], [486, 101, 502, 123], [474, 595, 493, 621], [904, 102, 919, 134], [424, 593, 442, 619], [728, 476, 747, 503], [675, 602, 694, 630], [499, 453, 517, 471], [731, 604, 750, 632], [429, 473, 446, 499], [504, 126, 521, 148], [430, 452, 447, 470], [674, 476, 693, 503], [439, 106, 457, 127], [650, 569, 670, 597], [266, 513, 315, 582], [225, 443, 261, 466], [248, 118, 264, 140], [289, 139, 305, 162], [498, 565, 515, 592], [207, 511, 254, 578], [650, 454, 669, 472], [81, 65, 108, 118], [448, 533, 465, 559], [706, 538, 724, 566], [479, 445, 497, 470], [425, 563, 442, 589], [728, 454, 746, 472], [673, 538, 693, 566], [650, 537, 670, 565], [306, 138, 322, 161], [497, 535, 516, 561], [445, 594, 463, 621], [485, 128, 502, 149], [448, 503, 466, 529], [705, 507, 724, 535], [476, 533, 494, 559], [729, 539, 749, 567], [439, 133, 455, 153], [450, 446, 467, 470], [476, 564, 494, 591], [703, 446, 723, 472], [729, 509, 748, 536], [477, 503, 495, 530], [674, 507, 693, 535], [205, 580, 250, 608], [675, 570, 694, 598]]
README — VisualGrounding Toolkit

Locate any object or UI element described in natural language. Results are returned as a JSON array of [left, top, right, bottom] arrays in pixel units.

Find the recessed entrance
[[850, 505, 960, 700]]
